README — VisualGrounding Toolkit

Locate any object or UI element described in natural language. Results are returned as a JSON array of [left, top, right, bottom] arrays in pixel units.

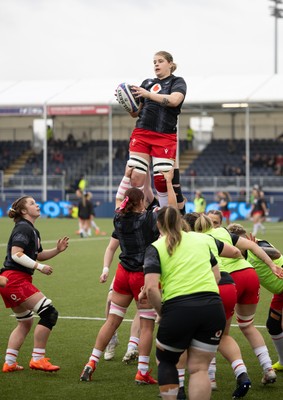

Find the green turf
[[0, 217, 282, 399]]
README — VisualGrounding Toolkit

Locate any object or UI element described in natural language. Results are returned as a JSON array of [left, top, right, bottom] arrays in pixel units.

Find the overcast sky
[[0, 0, 282, 83]]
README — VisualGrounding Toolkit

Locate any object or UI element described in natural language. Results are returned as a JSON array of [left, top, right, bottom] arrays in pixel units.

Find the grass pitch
[[0, 217, 282, 399]]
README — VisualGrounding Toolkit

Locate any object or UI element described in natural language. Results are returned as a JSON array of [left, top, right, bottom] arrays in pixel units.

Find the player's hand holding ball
[[116, 82, 140, 114]]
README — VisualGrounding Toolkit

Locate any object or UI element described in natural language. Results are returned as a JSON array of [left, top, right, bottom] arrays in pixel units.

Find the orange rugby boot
[[29, 357, 60, 372], [3, 362, 24, 373]]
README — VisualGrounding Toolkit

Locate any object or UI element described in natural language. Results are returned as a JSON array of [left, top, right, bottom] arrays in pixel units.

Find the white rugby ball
[[116, 82, 139, 113]]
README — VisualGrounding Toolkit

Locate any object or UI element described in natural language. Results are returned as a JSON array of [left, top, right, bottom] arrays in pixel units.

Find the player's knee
[[156, 346, 181, 365], [236, 313, 255, 328], [33, 297, 58, 330], [127, 156, 149, 175], [109, 302, 127, 318], [38, 306, 58, 330], [266, 308, 282, 335], [139, 308, 157, 321], [156, 347, 180, 387], [152, 157, 174, 193], [152, 157, 174, 174]]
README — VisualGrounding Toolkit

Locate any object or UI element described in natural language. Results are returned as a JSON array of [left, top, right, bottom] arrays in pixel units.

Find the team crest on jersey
[[164, 148, 169, 154], [151, 83, 162, 93]]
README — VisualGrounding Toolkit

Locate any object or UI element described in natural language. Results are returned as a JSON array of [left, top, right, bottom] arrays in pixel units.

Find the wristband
[[102, 267, 109, 274], [34, 262, 45, 271]]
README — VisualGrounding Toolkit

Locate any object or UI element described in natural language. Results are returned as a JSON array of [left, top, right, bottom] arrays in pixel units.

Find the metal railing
[[0, 173, 65, 201], [1, 172, 283, 202]]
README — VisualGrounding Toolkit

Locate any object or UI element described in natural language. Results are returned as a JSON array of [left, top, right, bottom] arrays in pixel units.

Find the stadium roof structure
[[187, 74, 283, 113], [0, 74, 283, 114]]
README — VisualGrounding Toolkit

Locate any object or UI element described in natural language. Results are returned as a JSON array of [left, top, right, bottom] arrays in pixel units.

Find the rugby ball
[[116, 82, 139, 113]]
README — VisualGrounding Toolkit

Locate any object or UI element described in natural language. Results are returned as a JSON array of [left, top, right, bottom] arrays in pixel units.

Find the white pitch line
[[41, 236, 111, 245], [57, 316, 134, 322], [58, 316, 266, 329], [8, 314, 267, 328], [0, 236, 111, 247]]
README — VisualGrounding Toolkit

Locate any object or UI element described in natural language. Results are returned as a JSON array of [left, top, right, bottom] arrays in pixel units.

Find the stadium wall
[[0, 199, 282, 221]]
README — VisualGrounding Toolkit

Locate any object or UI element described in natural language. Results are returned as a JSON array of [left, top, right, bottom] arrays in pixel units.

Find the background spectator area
[[1, 139, 283, 188], [184, 139, 283, 177]]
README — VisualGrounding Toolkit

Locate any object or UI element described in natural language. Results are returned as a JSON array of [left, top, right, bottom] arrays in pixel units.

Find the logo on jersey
[[164, 148, 169, 154], [150, 83, 162, 94]]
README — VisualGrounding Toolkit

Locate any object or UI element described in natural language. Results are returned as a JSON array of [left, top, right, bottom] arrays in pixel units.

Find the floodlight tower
[[269, 0, 283, 73]]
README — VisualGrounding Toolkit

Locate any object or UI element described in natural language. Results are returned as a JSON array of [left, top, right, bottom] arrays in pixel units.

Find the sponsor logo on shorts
[[11, 294, 21, 302], [211, 330, 223, 341]]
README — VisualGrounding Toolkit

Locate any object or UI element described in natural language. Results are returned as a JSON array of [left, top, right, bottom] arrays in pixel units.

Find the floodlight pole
[[108, 104, 113, 202], [269, 0, 283, 74], [43, 103, 48, 202], [176, 118, 180, 168], [245, 106, 250, 204]]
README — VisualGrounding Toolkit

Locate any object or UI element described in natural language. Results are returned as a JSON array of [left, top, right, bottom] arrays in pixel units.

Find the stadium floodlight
[[268, 0, 283, 74]]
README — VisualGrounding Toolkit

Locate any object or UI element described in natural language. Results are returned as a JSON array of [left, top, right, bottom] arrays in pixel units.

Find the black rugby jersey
[[113, 209, 159, 272], [136, 75, 187, 134], [251, 198, 266, 214], [78, 198, 94, 220], [1, 219, 42, 276]]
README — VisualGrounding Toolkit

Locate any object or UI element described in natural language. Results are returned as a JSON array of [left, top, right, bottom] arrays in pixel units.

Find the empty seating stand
[[182, 139, 283, 177]]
